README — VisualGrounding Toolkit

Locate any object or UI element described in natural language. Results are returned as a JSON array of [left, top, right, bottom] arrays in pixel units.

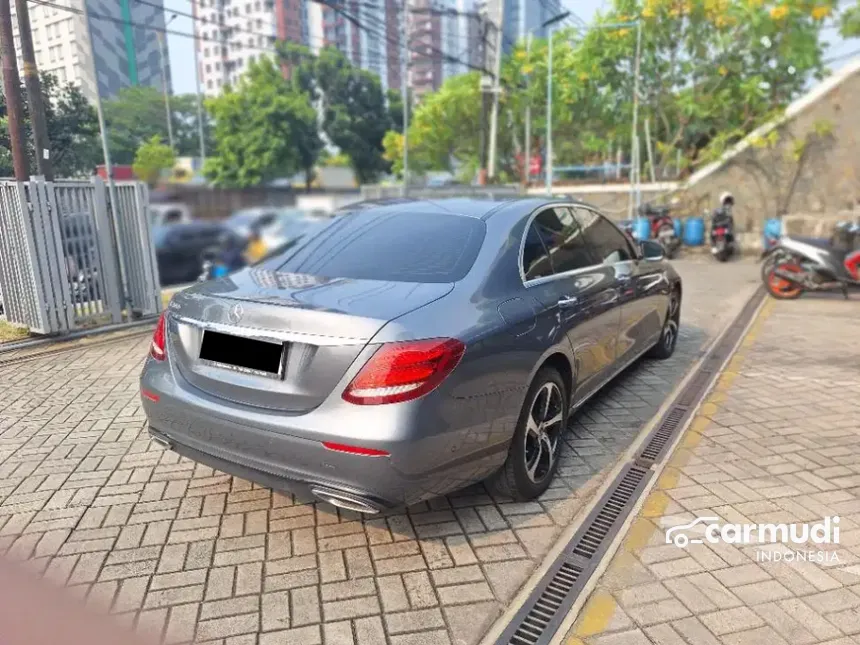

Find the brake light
[[150, 312, 167, 361], [141, 388, 160, 403], [714, 228, 727, 235], [342, 338, 466, 405]]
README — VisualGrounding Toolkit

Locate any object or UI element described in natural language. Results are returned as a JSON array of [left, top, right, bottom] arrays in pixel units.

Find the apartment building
[[8, 0, 169, 103], [193, 0, 270, 95]]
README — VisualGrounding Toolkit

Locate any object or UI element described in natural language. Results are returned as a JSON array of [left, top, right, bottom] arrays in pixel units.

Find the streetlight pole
[[81, 0, 131, 318], [157, 14, 177, 150], [545, 26, 553, 195], [629, 19, 642, 216], [542, 11, 569, 195]]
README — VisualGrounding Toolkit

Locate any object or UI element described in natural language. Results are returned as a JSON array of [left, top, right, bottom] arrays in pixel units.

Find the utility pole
[[15, 0, 52, 179], [0, 0, 28, 180], [191, 14, 206, 163], [523, 33, 531, 187], [545, 25, 553, 195], [486, 0, 503, 180], [644, 117, 656, 183], [401, 0, 409, 195]]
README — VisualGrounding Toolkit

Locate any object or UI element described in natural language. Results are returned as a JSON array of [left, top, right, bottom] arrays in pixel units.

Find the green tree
[[103, 86, 212, 164], [279, 44, 391, 184], [204, 57, 321, 188], [133, 135, 176, 185], [1, 73, 100, 178], [841, 1, 860, 36]]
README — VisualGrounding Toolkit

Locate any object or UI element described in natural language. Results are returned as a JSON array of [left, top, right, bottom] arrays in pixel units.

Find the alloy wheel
[[523, 382, 564, 483], [663, 294, 680, 350]]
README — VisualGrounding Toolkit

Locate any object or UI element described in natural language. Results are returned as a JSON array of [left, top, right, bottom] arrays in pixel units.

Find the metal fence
[[0, 177, 162, 335]]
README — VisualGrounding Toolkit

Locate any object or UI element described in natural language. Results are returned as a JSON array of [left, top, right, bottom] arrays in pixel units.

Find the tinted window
[[522, 223, 553, 280], [258, 212, 277, 227], [273, 211, 485, 283], [573, 208, 634, 264], [533, 207, 597, 274]]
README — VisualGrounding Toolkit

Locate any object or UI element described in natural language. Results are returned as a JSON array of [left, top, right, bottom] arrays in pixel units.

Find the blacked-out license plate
[[199, 330, 285, 378]]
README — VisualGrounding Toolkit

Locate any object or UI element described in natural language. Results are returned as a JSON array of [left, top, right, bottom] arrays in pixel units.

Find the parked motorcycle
[[762, 222, 860, 299], [197, 232, 247, 282], [710, 210, 736, 262], [639, 203, 680, 259]]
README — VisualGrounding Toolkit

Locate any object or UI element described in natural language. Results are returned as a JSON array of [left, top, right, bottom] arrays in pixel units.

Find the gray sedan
[[140, 198, 681, 513]]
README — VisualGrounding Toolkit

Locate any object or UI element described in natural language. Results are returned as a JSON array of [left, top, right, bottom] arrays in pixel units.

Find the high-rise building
[[194, 0, 282, 96], [8, 0, 170, 102], [501, 0, 563, 53], [311, 0, 391, 92]]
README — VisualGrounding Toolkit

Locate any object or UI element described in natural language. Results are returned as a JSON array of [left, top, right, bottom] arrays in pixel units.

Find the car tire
[[647, 288, 680, 360], [489, 367, 568, 501]]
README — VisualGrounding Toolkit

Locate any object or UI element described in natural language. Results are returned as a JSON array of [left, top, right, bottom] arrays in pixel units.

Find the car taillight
[[342, 338, 466, 405], [715, 228, 727, 235], [150, 312, 167, 361]]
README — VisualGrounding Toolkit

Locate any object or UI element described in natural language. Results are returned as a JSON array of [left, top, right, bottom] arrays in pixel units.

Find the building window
[[248, 37, 253, 47], [207, 79, 213, 88], [215, 61, 220, 70], [204, 47, 209, 56], [246, 3, 251, 12], [255, 1, 260, 9], [249, 54, 255, 63], [258, 35, 264, 46], [256, 18, 262, 28], [206, 63, 211, 72]]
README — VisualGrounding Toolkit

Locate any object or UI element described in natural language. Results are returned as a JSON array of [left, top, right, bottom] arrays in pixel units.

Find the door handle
[[557, 296, 579, 309]]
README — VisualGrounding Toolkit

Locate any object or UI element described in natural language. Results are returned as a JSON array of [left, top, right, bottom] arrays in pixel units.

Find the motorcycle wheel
[[764, 263, 804, 300], [715, 247, 730, 262]]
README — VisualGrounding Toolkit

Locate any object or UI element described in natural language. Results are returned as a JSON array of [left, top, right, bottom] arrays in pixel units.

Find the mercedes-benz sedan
[[141, 198, 682, 513]]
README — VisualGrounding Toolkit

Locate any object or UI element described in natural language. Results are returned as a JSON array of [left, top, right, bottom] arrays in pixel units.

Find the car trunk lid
[[167, 267, 453, 413]]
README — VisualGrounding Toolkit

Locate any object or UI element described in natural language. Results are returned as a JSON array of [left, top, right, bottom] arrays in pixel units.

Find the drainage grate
[[492, 287, 766, 645], [636, 406, 688, 467], [497, 464, 651, 645]]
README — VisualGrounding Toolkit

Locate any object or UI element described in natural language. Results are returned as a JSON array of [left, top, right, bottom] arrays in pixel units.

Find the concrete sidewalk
[[564, 296, 860, 645]]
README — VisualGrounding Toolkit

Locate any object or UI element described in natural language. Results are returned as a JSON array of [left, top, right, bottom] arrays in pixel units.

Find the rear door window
[[573, 208, 635, 264], [273, 211, 486, 283], [522, 223, 553, 281], [532, 207, 597, 275]]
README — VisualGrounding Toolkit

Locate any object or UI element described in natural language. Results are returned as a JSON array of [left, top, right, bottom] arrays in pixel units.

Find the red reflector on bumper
[[322, 442, 389, 457], [141, 389, 160, 403]]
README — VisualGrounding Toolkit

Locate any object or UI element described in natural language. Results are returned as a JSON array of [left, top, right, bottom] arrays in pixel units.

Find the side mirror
[[640, 240, 665, 261]]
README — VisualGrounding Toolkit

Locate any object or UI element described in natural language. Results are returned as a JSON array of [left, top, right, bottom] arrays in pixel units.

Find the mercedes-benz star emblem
[[228, 303, 244, 324]]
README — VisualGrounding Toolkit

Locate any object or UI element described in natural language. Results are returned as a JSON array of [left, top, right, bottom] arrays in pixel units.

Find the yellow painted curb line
[[573, 591, 618, 638], [566, 295, 776, 643]]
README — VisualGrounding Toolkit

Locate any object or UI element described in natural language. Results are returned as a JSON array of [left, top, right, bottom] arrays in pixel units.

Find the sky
[[164, 0, 856, 95]]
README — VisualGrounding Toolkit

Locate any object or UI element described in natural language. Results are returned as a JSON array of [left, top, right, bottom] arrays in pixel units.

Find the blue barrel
[[763, 218, 782, 247], [673, 218, 682, 238], [633, 217, 651, 241], [683, 216, 705, 246]]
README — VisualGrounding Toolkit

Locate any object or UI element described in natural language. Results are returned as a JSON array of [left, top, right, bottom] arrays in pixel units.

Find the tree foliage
[[103, 86, 212, 165], [203, 57, 321, 188], [133, 135, 176, 185], [280, 43, 391, 184], [1, 73, 100, 178], [394, 0, 830, 181]]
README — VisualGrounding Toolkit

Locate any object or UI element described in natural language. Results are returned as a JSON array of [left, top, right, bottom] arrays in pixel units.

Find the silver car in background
[[141, 198, 682, 513]]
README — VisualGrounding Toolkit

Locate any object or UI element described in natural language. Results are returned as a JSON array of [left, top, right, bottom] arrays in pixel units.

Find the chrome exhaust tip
[[149, 431, 173, 450], [309, 486, 382, 515]]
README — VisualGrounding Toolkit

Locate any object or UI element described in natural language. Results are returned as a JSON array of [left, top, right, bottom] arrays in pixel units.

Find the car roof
[[335, 196, 600, 221]]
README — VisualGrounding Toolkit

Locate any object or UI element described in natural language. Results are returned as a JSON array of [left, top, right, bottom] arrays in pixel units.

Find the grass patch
[[0, 320, 29, 344]]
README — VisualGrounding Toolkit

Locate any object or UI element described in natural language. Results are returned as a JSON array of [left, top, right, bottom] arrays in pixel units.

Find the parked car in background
[[61, 212, 102, 299], [150, 203, 193, 227], [154, 222, 241, 287], [224, 208, 282, 242], [141, 198, 682, 512]]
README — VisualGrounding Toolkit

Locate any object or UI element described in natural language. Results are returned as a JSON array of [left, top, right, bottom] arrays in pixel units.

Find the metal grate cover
[[494, 287, 766, 645], [497, 464, 651, 645]]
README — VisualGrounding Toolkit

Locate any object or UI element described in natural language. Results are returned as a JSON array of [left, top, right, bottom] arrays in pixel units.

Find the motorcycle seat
[[794, 236, 834, 251]]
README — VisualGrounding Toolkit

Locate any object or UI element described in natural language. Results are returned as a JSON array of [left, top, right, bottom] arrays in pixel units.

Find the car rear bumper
[[140, 357, 510, 510]]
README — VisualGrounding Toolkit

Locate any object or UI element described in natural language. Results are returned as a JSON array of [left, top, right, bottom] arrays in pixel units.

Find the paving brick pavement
[[0, 261, 758, 645], [566, 296, 860, 645]]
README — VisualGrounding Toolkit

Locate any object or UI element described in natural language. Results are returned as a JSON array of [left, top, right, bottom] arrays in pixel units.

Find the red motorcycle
[[639, 204, 680, 258]]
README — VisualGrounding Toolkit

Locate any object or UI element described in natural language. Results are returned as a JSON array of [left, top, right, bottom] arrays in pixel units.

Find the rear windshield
[[272, 211, 485, 283]]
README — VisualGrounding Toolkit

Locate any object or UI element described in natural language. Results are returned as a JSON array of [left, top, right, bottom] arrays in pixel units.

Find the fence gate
[[0, 177, 162, 335]]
